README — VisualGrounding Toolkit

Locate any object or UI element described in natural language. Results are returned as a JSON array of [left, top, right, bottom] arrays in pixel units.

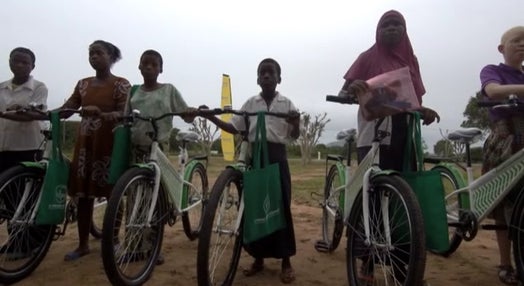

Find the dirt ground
[[14, 202, 507, 286]]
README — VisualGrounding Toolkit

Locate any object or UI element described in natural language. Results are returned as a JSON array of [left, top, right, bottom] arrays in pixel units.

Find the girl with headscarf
[[339, 10, 440, 170]]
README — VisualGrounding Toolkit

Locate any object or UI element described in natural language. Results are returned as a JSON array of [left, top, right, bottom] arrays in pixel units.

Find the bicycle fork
[[362, 169, 392, 249], [128, 163, 162, 227], [213, 184, 244, 237], [12, 178, 39, 225]]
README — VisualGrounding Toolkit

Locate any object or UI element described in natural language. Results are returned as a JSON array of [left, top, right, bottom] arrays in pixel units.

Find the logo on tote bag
[[254, 193, 281, 224], [51, 185, 67, 209]]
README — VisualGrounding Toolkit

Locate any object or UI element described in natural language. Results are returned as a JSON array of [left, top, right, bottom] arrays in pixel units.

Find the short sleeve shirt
[[480, 63, 524, 122], [0, 77, 48, 151], [229, 92, 298, 144], [128, 84, 188, 147]]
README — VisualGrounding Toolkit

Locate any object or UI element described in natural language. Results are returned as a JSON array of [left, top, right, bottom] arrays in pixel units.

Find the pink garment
[[343, 10, 425, 104]]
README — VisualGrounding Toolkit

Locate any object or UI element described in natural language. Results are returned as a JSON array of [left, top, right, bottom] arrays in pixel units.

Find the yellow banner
[[221, 74, 235, 161]]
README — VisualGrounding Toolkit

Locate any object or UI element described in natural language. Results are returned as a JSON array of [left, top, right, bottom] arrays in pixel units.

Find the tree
[[433, 139, 454, 157], [189, 118, 219, 156], [432, 91, 489, 159], [461, 91, 490, 134], [297, 112, 330, 165]]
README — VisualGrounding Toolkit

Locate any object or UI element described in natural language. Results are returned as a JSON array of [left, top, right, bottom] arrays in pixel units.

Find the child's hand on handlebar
[[420, 106, 440, 125], [197, 105, 214, 120], [5, 104, 23, 112], [286, 110, 300, 126], [346, 80, 369, 97], [80, 106, 101, 117], [101, 111, 121, 122], [181, 107, 198, 123]]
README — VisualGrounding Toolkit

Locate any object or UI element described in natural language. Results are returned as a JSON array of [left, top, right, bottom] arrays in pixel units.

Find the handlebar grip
[[325, 95, 357, 104]]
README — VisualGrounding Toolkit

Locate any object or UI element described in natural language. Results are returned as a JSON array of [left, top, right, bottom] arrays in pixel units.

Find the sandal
[[498, 265, 518, 285], [64, 249, 90, 262], [280, 267, 296, 284], [242, 262, 264, 277]]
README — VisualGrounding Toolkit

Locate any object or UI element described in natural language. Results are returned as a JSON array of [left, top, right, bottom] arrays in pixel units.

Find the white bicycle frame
[[134, 140, 204, 227], [445, 145, 524, 223], [12, 133, 52, 226], [343, 139, 393, 247]]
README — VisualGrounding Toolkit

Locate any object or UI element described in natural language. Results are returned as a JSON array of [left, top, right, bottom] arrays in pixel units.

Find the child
[[338, 10, 439, 284], [0, 47, 48, 171], [0, 47, 48, 259], [125, 50, 196, 265], [480, 26, 524, 285], [339, 10, 440, 171], [203, 58, 300, 284], [128, 49, 196, 154], [61, 40, 130, 261]]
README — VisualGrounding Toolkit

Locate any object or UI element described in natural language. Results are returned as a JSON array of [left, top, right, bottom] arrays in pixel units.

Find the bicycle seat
[[336, 129, 357, 142], [176, 131, 200, 142], [447, 128, 482, 144]]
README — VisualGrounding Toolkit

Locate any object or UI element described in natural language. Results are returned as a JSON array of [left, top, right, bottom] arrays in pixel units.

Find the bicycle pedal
[[314, 240, 331, 253]]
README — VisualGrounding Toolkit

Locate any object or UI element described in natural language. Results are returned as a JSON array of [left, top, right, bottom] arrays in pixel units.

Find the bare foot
[[242, 261, 264, 277], [64, 248, 90, 261]]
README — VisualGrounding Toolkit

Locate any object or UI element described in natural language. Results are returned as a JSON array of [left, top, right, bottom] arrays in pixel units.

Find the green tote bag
[[401, 113, 449, 253], [107, 84, 139, 184], [35, 111, 69, 225], [242, 112, 286, 244]]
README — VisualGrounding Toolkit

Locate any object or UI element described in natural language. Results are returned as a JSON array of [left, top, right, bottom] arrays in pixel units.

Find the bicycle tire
[[346, 175, 426, 286], [321, 164, 345, 252], [182, 162, 209, 241], [0, 165, 55, 285], [197, 168, 243, 286], [431, 166, 464, 257], [512, 186, 524, 282], [101, 167, 166, 286], [90, 197, 107, 239]]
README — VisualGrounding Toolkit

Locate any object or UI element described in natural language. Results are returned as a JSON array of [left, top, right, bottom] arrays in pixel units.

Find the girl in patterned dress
[[61, 40, 130, 261]]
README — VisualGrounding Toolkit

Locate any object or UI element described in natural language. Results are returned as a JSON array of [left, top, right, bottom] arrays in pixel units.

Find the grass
[[188, 156, 327, 207]]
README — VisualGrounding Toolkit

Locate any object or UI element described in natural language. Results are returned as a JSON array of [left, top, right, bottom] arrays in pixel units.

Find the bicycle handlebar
[[477, 94, 521, 108], [119, 111, 190, 123], [1, 105, 81, 120], [196, 108, 299, 119], [325, 95, 358, 105]]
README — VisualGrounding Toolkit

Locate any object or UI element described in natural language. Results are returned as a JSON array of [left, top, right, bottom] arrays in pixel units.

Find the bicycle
[[195, 108, 299, 286], [311, 95, 427, 286], [0, 107, 107, 284], [313, 112, 467, 256], [436, 96, 524, 282], [101, 110, 209, 286], [313, 127, 357, 253]]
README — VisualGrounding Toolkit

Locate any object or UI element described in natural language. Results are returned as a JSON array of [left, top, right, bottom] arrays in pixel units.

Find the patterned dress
[[64, 76, 130, 198]]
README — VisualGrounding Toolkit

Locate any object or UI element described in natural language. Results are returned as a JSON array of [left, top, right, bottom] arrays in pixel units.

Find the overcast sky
[[2, 0, 523, 151]]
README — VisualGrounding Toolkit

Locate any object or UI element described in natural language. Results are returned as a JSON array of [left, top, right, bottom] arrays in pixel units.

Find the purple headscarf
[[344, 10, 425, 103]]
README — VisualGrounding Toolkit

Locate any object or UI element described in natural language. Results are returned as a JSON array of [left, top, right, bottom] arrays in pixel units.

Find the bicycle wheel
[[346, 175, 426, 286], [513, 192, 524, 282], [432, 166, 464, 257], [321, 164, 344, 252], [182, 162, 209, 241], [90, 197, 107, 239], [197, 168, 243, 286], [101, 167, 166, 286], [0, 165, 55, 285]]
